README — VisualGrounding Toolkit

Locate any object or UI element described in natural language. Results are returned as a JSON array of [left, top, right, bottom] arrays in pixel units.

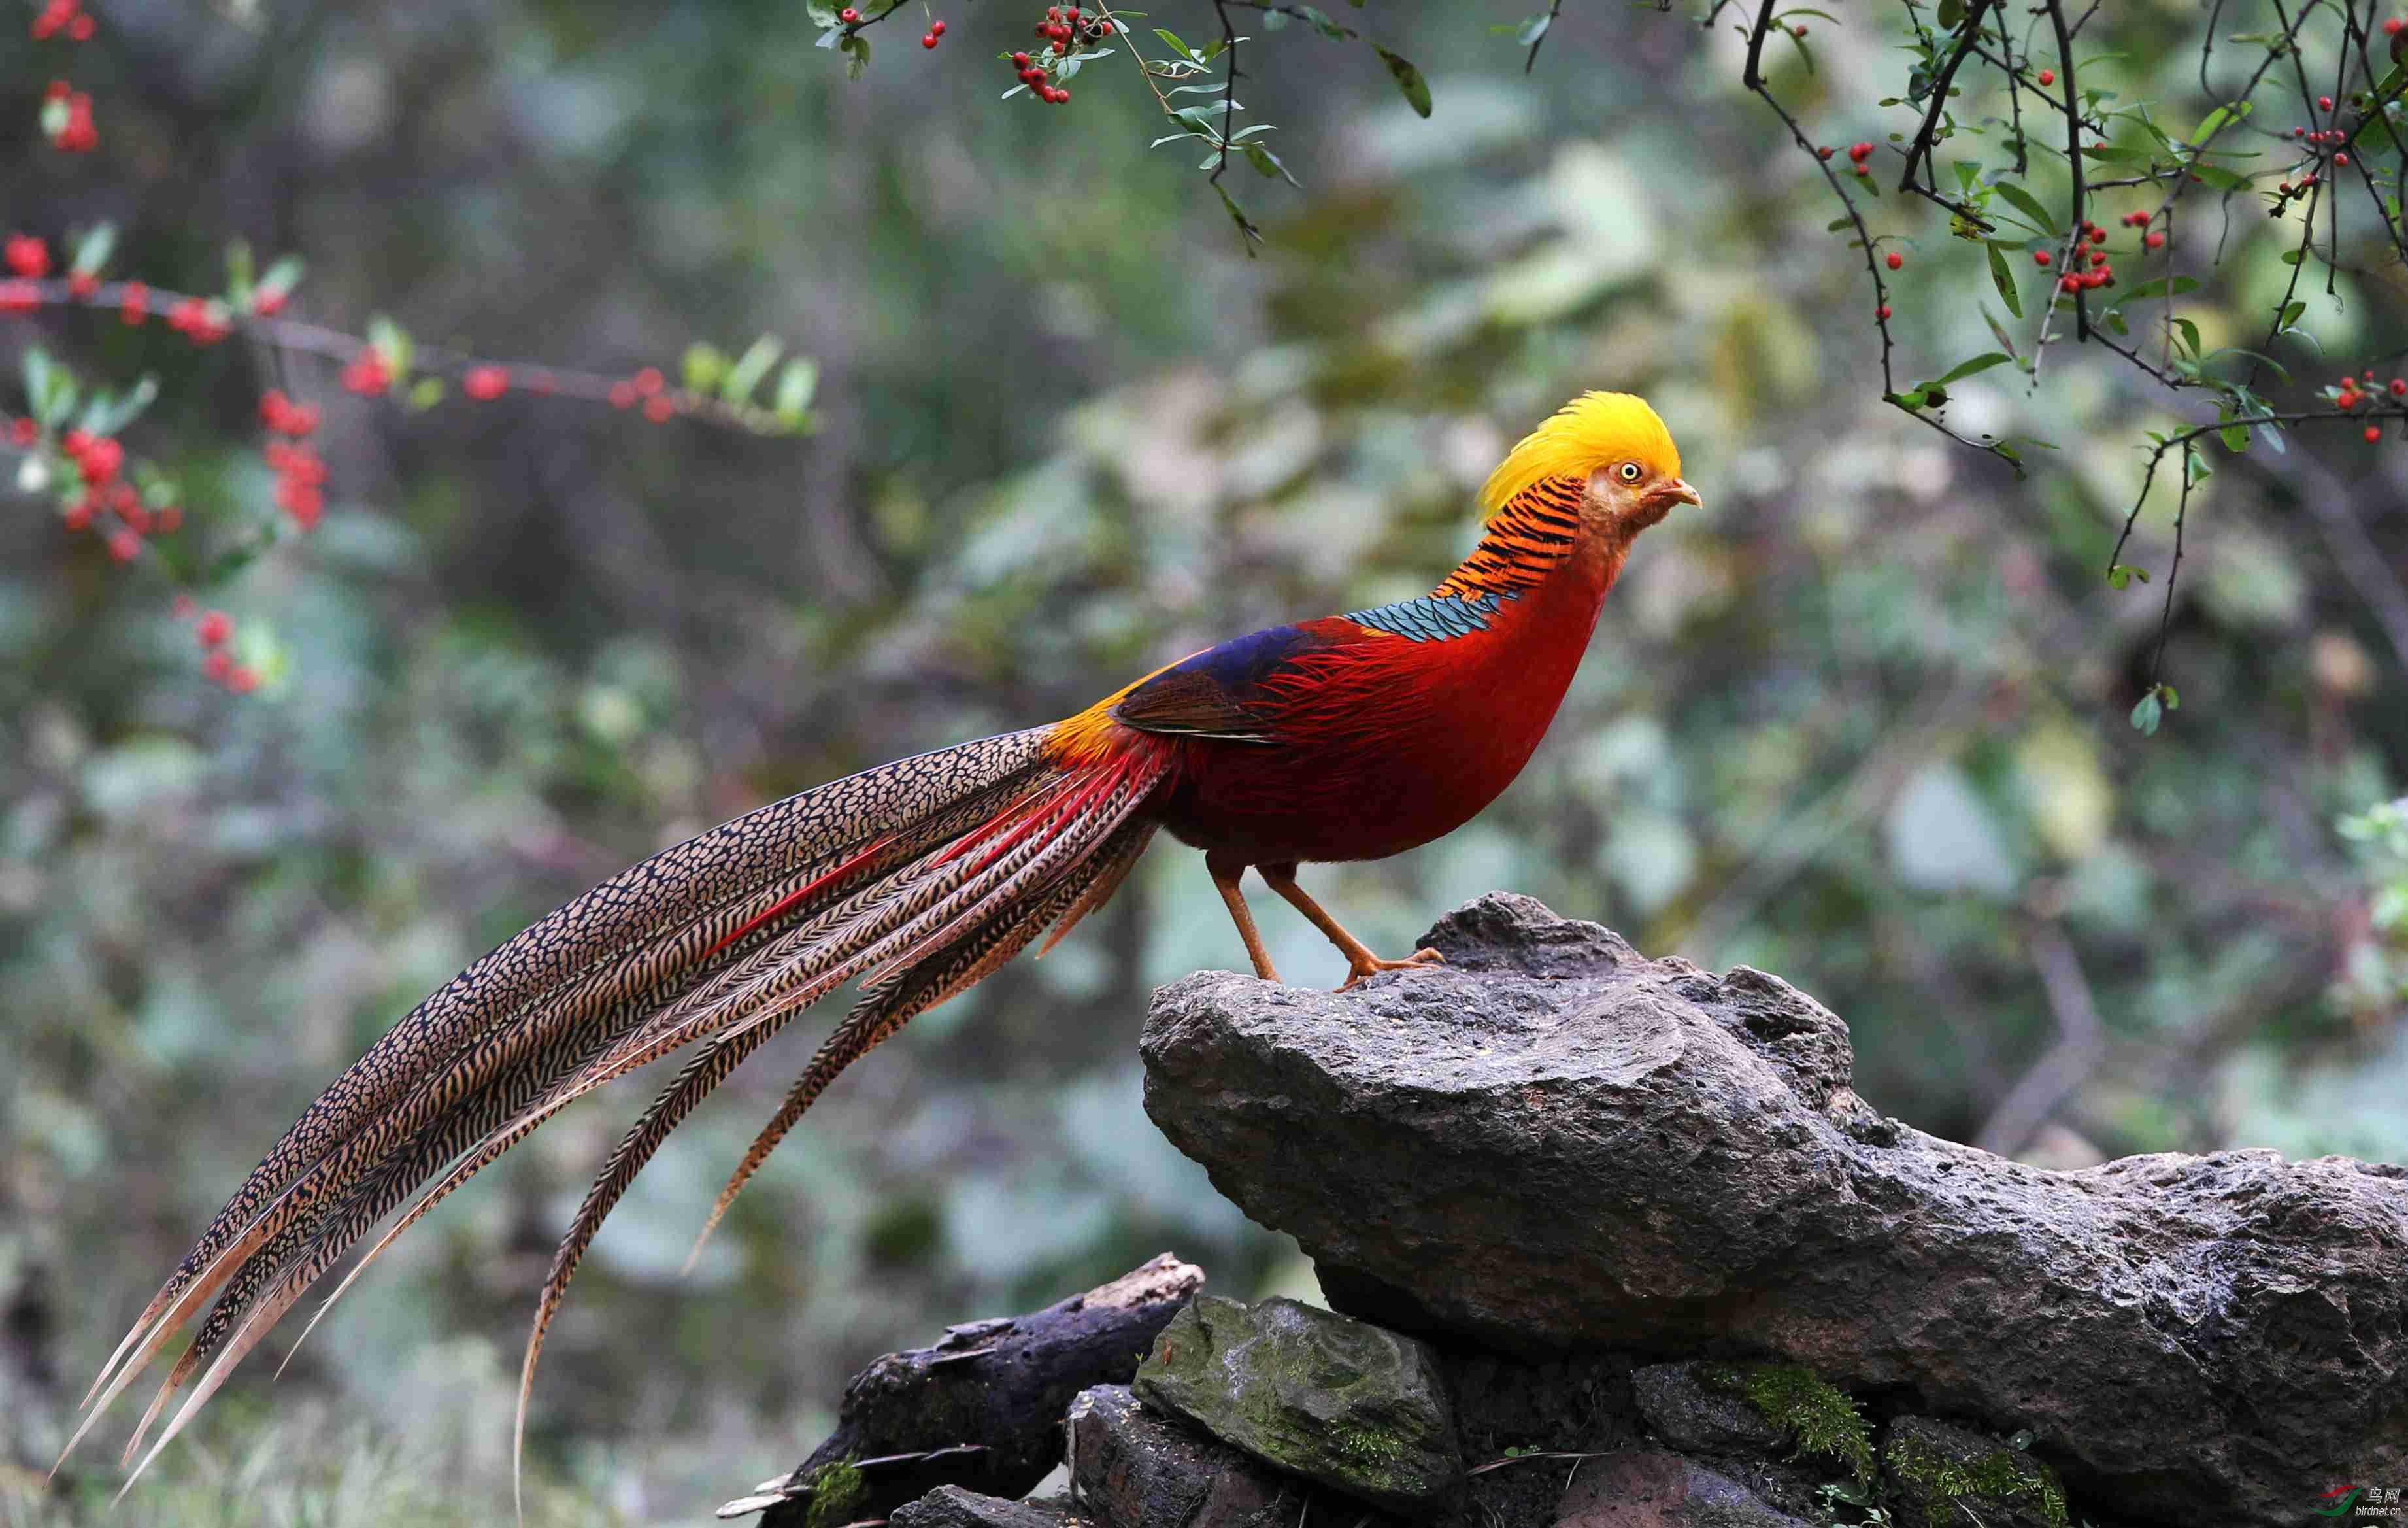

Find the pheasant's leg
[[1207, 851, 1282, 983], [1259, 862, 1444, 991]]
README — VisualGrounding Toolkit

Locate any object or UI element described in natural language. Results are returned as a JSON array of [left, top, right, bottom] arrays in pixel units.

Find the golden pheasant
[[65, 390, 1695, 1494]]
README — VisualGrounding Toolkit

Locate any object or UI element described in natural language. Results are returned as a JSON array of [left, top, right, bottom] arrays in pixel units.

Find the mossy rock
[[801, 1457, 870, 1528], [1133, 1295, 1462, 1511], [1881, 1416, 2068, 1528], [1697, 1363, 1875, 1486]]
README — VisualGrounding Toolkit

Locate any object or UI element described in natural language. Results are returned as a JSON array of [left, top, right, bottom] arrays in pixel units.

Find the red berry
[[67, 269, 96, 298], [66, 10, 91, 39], [1012, 50, 1030, 66], [77, 435, 122, 485], [2321, 95, 2335, 110], [1052, 86, 1069, 102], [1021, 67, 1044, 84], [643, 394, 677, 423], [2060, 275, 2081, 294], [227, 665, 259, 695], [342, 350, 391, 394], [120, 280, 146, 324], [253, 286, 288, 316], [6, 235, 50, 278], [107, 528, 140, 562], [2033, 250, 2053, 267], [61, 497, 93, 531], [2340, 390, 2362, 409], [1848, 141, 1871, 160], [930, 19, 945, 34], [633, 367, 664, 396], [840, 6, 860, 18], [2091, 250, 2108, 267], [1817, 145, 1833, 159], [2145, 231, 2166, 249], [922, 30, 937, 46], [1885, 251, 1903, 270], [1876, 304, 1892, 320], [203, 651, 233, 683], [608, 381, 637, 409], [2388, 16, 2403, 32], [2368, 426, 2384, 443], [463, 364, 509, 400], [197, 611, 231, 647], [2037, 68, 2056, 86], [2389, 379, 2404, 397], [44, 80, 68, 101], [1854, 163, 1870, 177]]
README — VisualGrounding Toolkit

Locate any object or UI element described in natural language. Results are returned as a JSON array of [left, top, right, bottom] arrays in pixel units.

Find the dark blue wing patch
[[1110, 622, 1329, 741], [1341, 588, 1513, 642]]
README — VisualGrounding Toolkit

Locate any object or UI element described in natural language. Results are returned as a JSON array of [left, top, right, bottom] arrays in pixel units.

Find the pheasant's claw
[[1337, 947, 1445, 991]]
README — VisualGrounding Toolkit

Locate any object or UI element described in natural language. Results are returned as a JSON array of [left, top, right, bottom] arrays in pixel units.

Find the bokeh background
[[5, 1, 2406, 1522]]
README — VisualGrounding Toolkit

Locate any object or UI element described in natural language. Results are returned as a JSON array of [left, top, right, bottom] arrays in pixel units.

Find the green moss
[[802, 1456, 869, 1528], [1885, 1431, 2067, 1528], [1331, 1422, 1406, 1474], [1702, 1362, 1876, 1486]]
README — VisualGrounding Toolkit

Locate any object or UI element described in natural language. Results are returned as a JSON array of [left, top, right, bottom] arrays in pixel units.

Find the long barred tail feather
[[71, 726, 1171, 1495]]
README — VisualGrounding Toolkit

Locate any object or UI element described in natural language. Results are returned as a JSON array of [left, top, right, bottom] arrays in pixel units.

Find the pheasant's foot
[[1337, 947, 1444, 991]]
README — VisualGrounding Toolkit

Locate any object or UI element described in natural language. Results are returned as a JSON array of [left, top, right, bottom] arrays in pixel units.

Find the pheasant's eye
[[1618, 462, 1642, 482]]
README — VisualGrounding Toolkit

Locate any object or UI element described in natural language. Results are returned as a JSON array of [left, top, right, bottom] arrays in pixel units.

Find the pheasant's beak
[[1657, 477, 1703, 510]]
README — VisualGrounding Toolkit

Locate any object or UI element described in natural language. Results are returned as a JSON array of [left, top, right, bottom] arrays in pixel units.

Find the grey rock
[[1881, 1418, 2067, 1528], [1629, 1364, 1787, 1456], [1139, 892, 2408, 1528], [890, 1486, 1090, 1528], [1065, 1385, 1294, 1528], [1132, 1296, 1462, 1512], [1552, 1452, 1813, 1528]]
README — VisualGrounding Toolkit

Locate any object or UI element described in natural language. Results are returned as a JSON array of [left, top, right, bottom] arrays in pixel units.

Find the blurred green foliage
[[2, 1, 2404, 1523]]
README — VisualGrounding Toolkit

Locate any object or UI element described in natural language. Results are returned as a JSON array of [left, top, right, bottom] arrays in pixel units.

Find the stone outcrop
[[726, 894, 2408, 1528], [1138, 893, 2408, 1527]]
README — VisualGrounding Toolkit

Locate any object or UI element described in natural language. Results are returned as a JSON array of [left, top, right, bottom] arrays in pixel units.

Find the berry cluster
[[259, 390, 329, 529], [29, 0, 95, 42], [2052, 218, 2124, 294], [53, 428, 182, 562], [178, 600, 258, 693], [1844, 140, 1875, 177], [341, 348, 393, 395], [167, 297, 233, 346], [606, 366, 678, 421], [2329, 371, 2408, 442], [39, 76, 97, 154], [1009, 5, 1111, 103]]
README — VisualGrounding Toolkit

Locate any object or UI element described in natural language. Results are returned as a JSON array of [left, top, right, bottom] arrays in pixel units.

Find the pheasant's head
[[1479, 391, 1700, 536]]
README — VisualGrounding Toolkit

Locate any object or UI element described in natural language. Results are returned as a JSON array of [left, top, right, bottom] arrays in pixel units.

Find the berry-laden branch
[[1731, 0, 2408, 732], [7, 228, 822, 698]]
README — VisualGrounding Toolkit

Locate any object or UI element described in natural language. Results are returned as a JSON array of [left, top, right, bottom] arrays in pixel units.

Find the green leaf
[[2130, 690, 2164, 736], [2106, 562, 2149, 589], [1992, 180, 2059, 234], [80, 375, 158, 437], [2188, 163, 2250, 192], [2173, 318, 2201, 358], [71, 222, 116, 277], [1295, 5, 1350, 39], [224, 239, 255, 301], [2114, 275, 2201, 303], [256, 254, 304, 301], [682, 343, 730, 394], [1153, 26, 1191, 55], [723, 335, 784, 406], [2188, 101, 2245, 145], [1214, 182, 1264, 246], [1986, 242, 2023, 318], [1373, 46, 1431, 117], [1931, 351, 2012, 386], [367, 314, 413, 379], [407, 377, 446, 411], [1243, 141, 1299, 185], [773, 357, 819, 425], [1516, 10, 1550, 45]]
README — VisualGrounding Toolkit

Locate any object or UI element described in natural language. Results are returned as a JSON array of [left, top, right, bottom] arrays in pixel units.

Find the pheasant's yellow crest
[[1478, 392, 1681, 514]]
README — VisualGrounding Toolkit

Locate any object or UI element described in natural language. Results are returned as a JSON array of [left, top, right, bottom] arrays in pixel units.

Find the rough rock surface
[[1065, 1385, 1294, 1528], [1629, 1364, 1788, 1457], [1133, 1296, 1462, 1511], [1139, 893, 2408, 1527], [890, 1486, 1090, 1528], [1552, 1453, 1813, 1528], [761, 1255, 1202, 1525]]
